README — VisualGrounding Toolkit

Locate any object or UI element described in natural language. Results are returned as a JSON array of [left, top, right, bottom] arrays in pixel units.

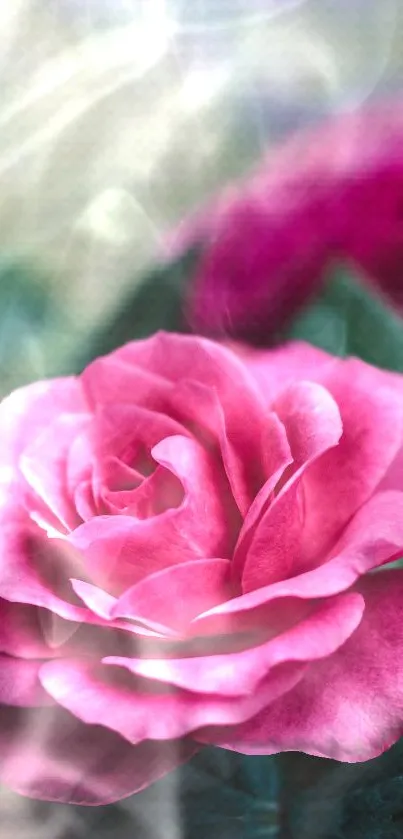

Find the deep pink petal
[[231, 413, 292, 582], [0, 705, 196, 804], [179, 100, 403, 337], [197, 571, 403, 762]]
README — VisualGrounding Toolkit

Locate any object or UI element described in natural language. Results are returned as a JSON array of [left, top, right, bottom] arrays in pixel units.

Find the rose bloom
[[1, 332, 403, 805]]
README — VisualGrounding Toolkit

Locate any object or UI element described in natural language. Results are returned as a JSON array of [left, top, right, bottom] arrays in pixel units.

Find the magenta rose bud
[[181, 99, 403, 338], [1, 332, 403, 804]]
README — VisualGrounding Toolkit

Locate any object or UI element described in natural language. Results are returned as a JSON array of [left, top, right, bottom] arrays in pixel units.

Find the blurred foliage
[[279, 740, 403, 839], [0, 257, 54, 395], [72, 246, 200, 372], [284, 265, 403, 372]]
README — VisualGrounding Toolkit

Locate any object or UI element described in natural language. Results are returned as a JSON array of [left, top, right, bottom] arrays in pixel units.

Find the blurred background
[[1, 0, 403, 395]]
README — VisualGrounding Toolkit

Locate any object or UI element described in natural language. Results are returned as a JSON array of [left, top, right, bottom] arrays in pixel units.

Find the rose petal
[[87, 333, 268, 515], [238, 348, 403, 562], [0, 600, 52, 659], [70, 435, 236, 589], [300, 357, 403, 561], [81, 355, 171, 413], [0, 378, 86, 471], [194, 490, 403, 635], [105, 592, 363, 697], [230, 413, 292, 582], [111, 558, 235, 634], [70, 580, 165, 641], [91, 402, 187, 469], [0, 656, 53, 707], [240, 381, 343, 590], [237, 341, 336, 405], [20, 414, 89, 532], [103, 465, 184, 519], [0, 523, 90, 620], [197, 571, 403, 762], [39, 658, 305, 743]]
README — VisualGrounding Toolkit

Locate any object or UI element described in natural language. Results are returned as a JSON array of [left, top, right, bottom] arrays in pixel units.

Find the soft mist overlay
[[1, 6, 403, 836]]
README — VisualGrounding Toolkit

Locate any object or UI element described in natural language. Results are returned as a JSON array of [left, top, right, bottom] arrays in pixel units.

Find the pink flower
[[1, 332, 403, 804], [175, 99, 403, 338]]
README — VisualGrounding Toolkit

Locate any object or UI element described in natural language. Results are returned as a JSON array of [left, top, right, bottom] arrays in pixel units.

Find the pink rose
[[1, 332, 403, 805]]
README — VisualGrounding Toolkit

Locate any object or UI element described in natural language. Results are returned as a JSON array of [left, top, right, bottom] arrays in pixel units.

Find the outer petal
[[105, 592, 363, 697], [231, 341, 336, 406], [241, 349, 403, 578], [20, 414, 90, 532], [0, 705, 196, 804], [197, 571, 403, 762], [39, 658, 305, 743], [0, 378, 87, 472], [301, 357, 403, 561]]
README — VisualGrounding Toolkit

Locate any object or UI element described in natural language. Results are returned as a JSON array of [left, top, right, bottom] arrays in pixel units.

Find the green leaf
[[280, 739, 403, 839], [73, 247, 200, 373], [284, 265, 403, 372]]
